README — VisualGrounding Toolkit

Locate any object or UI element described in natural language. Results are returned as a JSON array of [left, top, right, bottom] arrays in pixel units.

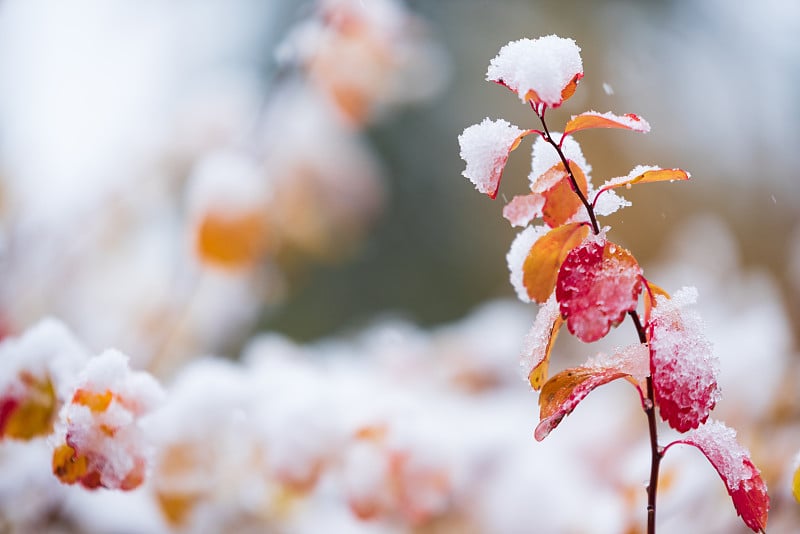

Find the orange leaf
[[535, 345, 648, 441], [522, 222, 589, 303], [563, 111, 650, 136], [541, 161, 588, 228], [72, 388, 114, 413], [53, 443, 90, 485], [196, 211, 268, 269], [594, 166, 690, 206]]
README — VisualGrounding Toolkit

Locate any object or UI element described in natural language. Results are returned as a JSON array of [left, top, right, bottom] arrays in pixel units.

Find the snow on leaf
[[507, 225, 549, 302], [530, 135, 591, 187], [520, 294, 563, 390], [593, 166, 690, 207], [555, 237, 643, 343], [649, 288, 720, 432], [563, 111, 650, 136], [792, 456, 800, 504], [668, 420, 769, 533], [535, 343, 648, 441], [643, 279, 670, 325], [487, 35, 583, 108], [503, 193, 545, 228], [458, 118, 528, 199], [522, 222, 589, 304], [0, 373, 56, 440]]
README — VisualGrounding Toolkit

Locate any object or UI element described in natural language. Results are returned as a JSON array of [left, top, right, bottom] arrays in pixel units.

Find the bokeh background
[[1, 0, 799, 533]]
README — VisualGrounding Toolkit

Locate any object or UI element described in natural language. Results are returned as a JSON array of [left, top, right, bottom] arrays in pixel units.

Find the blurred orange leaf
[[523, 222, 589, 303], [0, 374, 56, 440]]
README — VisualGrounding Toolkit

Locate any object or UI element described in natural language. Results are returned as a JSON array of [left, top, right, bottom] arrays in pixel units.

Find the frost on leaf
[[593, 166, 690, 207], [669, 421, 769, 533], [458, 118, 527, 199], [530, 135, 591, 187], [503, 194, 545, 228], [649, 288, 720, 432], [522, 222, 589, 304], [52, 350, 163, 490], [535, 344, 648, 441], [555, 237, 643, 343], [520, 295, 563, 390], [507, 225, 549, 302], [563, 111, 650, 136], [486, 35, 583, 108]]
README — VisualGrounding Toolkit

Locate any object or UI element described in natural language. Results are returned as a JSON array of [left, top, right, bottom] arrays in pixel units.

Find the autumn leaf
[[648, 288, 720, 432], [537, 161, 589, 228], [503, 194, 545, 228], [555, 238, 643, 342], [458, 118, 534, 199], [0, 373, 56, 440], [592, 166, 690, 208], [563, 111, 650, 136], [196, 211, 268, 269], [666, 420, 769, 533], [520, 295, 564, 390], [522, 222, 589, 303], [535, 344, 648, 441]]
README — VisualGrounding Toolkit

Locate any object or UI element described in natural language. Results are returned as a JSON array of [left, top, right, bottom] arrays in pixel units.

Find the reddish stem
[[629, 310, 662, 534], [534, 108, 600, 234]]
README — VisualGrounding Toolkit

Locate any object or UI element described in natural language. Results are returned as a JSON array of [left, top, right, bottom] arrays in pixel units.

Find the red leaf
[[563, 111, 650, 136], [520, 295, 564, 390], [555, 237, 643, 342], [667, 421, 769, 533], [648, 288, 720, 432], [535, 344, 648, 441], [522, 222, 589, 303]]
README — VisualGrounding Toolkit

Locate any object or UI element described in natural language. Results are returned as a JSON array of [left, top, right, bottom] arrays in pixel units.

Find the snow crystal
[[680, 420, 756, 490], [650, 287, 720, 432], [592, 189, 631, 217], [486, 35, 583, 107], [503, 194, 544, 227], [519, 294, 560, 379], [529, 134, 591, 187], [586, 343, 649, 382], [506, 225, 548, 302], [602, 82, 614, 95], [458, 118, 523, 198]]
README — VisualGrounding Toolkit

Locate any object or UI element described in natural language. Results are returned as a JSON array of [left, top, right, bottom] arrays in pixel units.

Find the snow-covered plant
[[458, 35, 769, 533]]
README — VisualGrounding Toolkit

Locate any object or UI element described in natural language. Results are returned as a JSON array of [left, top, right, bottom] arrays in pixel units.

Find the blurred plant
[[458, 34, 769, 533]]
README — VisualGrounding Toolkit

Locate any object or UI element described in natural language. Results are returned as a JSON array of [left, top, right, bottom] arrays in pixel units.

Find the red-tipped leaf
[[667, 420, 769, 533], [563, 111, 650, 136]]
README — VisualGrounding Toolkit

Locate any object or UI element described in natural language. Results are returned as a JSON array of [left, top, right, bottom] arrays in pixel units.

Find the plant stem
[[535, 108, 601, 234], [629, 310, 662, 534]]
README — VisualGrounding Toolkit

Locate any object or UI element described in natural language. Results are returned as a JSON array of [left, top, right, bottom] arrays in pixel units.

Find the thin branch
[[535, 108, 601, 234]]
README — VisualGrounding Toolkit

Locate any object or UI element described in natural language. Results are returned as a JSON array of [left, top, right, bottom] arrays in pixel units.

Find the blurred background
[[1, 0, 799, 532], [1, 0, 798, 346]]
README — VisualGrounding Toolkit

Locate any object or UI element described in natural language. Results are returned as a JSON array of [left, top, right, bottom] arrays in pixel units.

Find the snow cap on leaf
[[520, 294, 563, 390], [649, 287, 720, 432], [487, 35, 583, 108], [459, 118, 526, 199]]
